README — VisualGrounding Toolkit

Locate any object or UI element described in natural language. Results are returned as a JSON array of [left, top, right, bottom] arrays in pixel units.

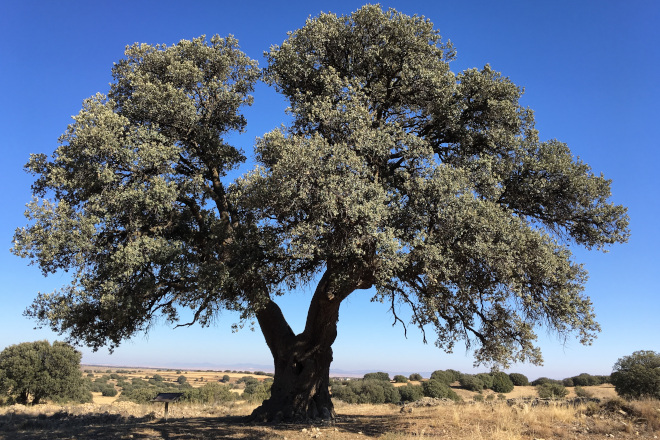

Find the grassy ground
[[1, 390, 658, 439]]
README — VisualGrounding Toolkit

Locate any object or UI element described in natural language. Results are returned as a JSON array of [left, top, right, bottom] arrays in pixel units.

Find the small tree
[[491, 372, 514, 393], [0, 340, 91, 404], [177, 375, 187, 384], [398, 384, 424, 402], [459, 374, 484, 392], [363, 372, 390, 382], [393, 375, 408, 383], [508, 373, 529, 386], [611, 350, 660, 399], [408, 373, 423, 382], [430, 370, 455, 385], [423, 379, 460, 401]]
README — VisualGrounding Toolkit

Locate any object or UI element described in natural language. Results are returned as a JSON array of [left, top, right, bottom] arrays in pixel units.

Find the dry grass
[[1, 395, 658, 440]]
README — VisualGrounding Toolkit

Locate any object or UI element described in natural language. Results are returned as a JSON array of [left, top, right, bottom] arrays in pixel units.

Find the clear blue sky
[[1, 0, 658, 380]]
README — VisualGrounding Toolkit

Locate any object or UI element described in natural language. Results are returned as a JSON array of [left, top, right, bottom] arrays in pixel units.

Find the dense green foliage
[[459, 374, 485, 392], [491, 372, 514, 393], [611, 351, 660, 399], [409, 373, 423, 382], [398, 383, 424, 402], [531, 377, 562, 386], [536, 383, 568, 399], [430, 370, 457, 385], [393, 375, 408, 383], [331, 379, 400, 404], [12, 5, 628, 416], [363, 372, 390, 382], [0, 341, 91, 404], [508, 373, 529, 386], [422, 379, 460, 401]]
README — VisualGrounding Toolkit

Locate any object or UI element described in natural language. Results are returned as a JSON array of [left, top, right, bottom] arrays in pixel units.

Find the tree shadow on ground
[[0, 410, 401, 440]]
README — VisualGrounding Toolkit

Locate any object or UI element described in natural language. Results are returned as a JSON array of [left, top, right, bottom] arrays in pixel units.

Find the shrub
[[476, 373, 493, 390], [531, 377, 561, 386], [221, 375, 231, 383], [185, 382, 235, 403], [444, 369, 462, 383], [473, 394, 484, 402], [237, 376, 258, 385], [363, 372, 390, 382], [408, 373, 423, 381], [430, 370, 455, 385], [398, 384, 424, 402], [331, 379, 399, 404], [101, 385, 118, 397], [491, 372, 514, 393], [152, 374, 164, 382], [536, 383, 568, 399], [562, 378, 574, 387], [611, 350, 660, 399], [177, 375, 187, 384], [486, 394, 495, 401], [572, 373, 599, 387], [508, 373, 529, 386], [459, 374, 484, 392], [574, 386, 593, 398], [422, 379, 460, 401], [393, 375, 408, 383]]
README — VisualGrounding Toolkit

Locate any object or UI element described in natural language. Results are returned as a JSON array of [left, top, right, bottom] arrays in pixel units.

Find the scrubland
[[1, 382, 658, 440]]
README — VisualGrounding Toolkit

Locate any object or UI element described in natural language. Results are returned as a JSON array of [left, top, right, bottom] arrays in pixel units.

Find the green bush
[[185, 382, 235, 403], [101, 385, 118, 397], [491, 372, 514, 393], [430, 370, 455, 385], [408, 373, 423, 381], [611, 350, 660, 399], [177, 375, 187, 384], [243, 381, 271, 403], [459, 374, 484, 392], [221, 375, 231, 383], [331, 379, 399, 404], [444, 369, 462, 383], [393, 375, 408, 383], [237, 376, 258, 385], [536, 383, 568, 399], [422, 379, 460, 401], [562, 378, 574, 387], [508, 373, 529, 386], [363, 372, 390, 382], [398, 384, 424, 402], [473, 394, 484, 402], [574, 386, 593, 398], [531, 377, 561, 386], [571, 373, 599, 387], [476, 373, 493, 390]]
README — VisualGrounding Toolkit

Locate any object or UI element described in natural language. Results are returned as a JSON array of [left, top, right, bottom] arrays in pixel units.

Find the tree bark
[[251, 269, 362, 422]]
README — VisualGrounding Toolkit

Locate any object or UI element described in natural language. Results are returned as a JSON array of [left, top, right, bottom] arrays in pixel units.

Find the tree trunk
[[251, 269, 366, 422]]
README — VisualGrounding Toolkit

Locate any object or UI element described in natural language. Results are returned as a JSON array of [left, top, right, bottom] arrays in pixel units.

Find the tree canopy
[[611, 350, 660, 399], [12, 5, 628, 420], [0, 340, 91, 404]]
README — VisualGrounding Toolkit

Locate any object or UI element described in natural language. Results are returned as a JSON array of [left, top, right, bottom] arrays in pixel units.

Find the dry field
[[1, 387, 658, 440]]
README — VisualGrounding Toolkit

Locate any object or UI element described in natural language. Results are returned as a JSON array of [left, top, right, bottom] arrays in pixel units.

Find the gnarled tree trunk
[[251, 269, 367, 422]]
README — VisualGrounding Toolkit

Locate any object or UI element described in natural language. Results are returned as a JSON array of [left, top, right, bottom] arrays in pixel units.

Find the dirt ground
[[1, 390, 657, 440]]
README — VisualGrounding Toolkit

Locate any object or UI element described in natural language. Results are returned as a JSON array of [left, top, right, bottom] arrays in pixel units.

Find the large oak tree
[[13, 6, 628, 421]]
